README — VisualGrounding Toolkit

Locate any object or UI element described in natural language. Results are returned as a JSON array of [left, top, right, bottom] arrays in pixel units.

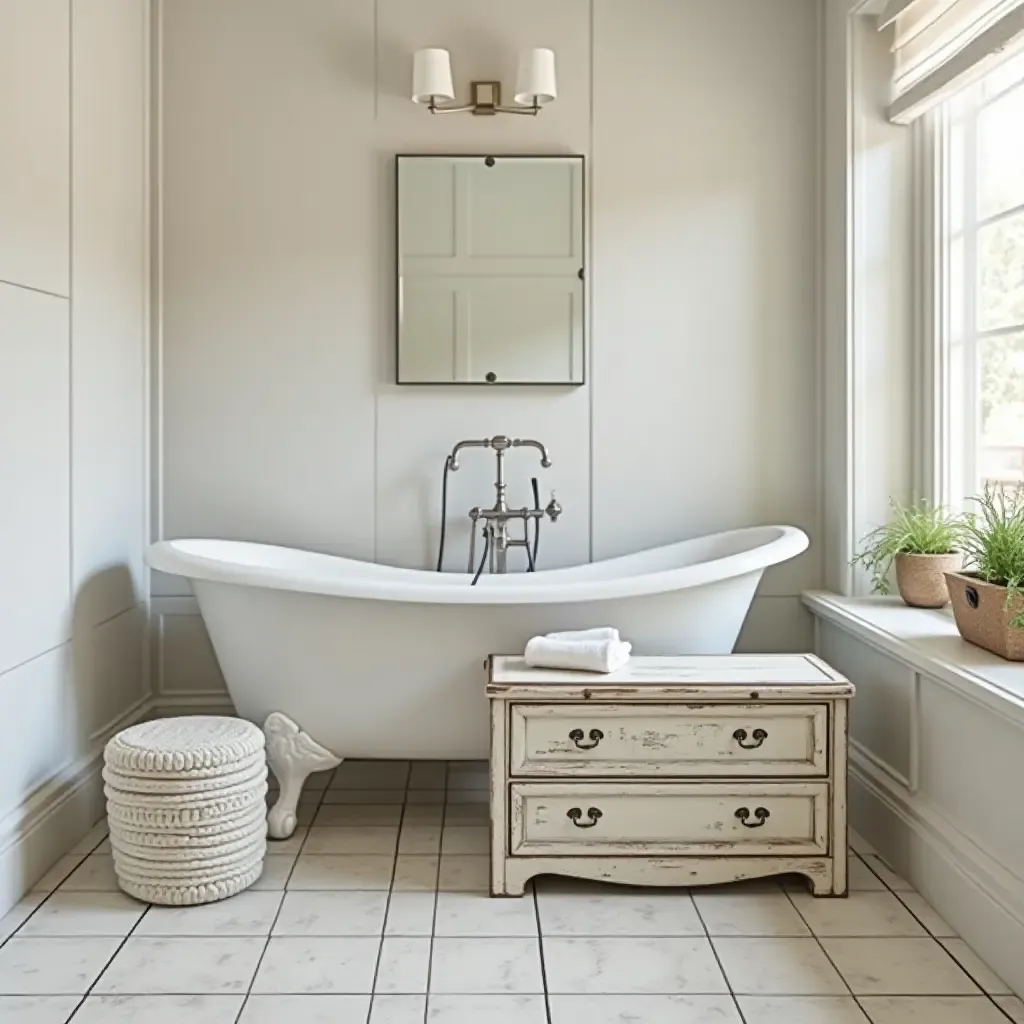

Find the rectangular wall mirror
[[396, 154, 585, 385]]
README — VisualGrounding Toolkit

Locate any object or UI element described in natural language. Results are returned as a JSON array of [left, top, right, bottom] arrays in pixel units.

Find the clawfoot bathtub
[[148, 525, 808, 837]]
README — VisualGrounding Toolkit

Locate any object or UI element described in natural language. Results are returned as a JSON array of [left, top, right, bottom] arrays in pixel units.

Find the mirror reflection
[[396, 155, 585, 385]]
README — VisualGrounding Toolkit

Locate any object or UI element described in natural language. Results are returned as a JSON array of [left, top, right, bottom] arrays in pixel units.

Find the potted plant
[[851, 499, 964, 608], [946, 486, 1024, 660]]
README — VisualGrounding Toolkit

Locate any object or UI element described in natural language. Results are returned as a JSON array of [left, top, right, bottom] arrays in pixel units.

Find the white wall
[[0, 0, 150, 915], [153, 0, 823, 701]]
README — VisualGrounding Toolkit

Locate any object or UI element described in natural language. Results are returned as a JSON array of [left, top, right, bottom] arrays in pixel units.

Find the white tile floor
[[0, 760, 1021, 1023]]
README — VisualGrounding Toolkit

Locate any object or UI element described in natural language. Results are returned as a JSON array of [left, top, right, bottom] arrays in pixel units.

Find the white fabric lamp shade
[[412, 48, 455, 104], [514, 47, 557, 106]]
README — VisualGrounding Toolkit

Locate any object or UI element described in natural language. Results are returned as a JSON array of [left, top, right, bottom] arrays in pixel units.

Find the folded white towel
[[545, 627, 620, 643], [524, 636, 632, 674]]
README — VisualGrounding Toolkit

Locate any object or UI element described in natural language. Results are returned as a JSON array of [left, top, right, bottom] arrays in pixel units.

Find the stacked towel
[[524, 627, 631, 674]]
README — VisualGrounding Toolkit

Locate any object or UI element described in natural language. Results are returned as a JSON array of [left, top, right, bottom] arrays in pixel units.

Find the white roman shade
[[881, 0, 1024, 122]]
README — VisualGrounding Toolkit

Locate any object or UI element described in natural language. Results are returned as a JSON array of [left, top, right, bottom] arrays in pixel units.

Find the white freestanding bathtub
[[148, 525, 807, 835]]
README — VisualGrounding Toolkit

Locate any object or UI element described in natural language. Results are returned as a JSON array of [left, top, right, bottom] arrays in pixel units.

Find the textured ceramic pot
[[945, 571, 1024, 661], [894, 552, 962, 608]]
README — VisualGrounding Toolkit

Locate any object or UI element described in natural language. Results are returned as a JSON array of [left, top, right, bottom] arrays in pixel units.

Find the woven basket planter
[[945, 572, 1024, 661], [894, 553, 961, 608]]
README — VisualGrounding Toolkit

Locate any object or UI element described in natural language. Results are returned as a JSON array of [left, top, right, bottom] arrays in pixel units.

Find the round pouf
[[103, 716, 268, 906]]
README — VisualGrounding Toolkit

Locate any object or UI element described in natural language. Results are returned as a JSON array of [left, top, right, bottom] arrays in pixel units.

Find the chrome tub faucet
[[436, 435, 561, 581]]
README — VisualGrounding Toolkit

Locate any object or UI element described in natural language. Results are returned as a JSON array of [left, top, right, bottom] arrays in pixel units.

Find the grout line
[[780, 882, 859, 1004], [420, 762, 449, 1024], [365, 762, 411, 1023], [691, 888, 747, 1024], [532, 880, 552, 1024]]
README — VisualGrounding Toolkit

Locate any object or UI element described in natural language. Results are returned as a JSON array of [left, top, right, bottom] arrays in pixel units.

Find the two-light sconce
[[411, 47, 557, 115]]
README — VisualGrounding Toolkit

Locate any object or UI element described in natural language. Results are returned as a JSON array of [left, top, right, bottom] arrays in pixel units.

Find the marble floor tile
[[0, 936, 121, 995], [376, 937, 431, 994], [543, 936, 728, 995], [287, 855, 395, 890], [995, 996, 1024, 1021], [429, 937, 544, 994], [72, 994, 245, 1024], [895, 893, 957, 937], [249, 855, 297, 891], [736, 996, 870, 1023], [437, 856, 489, 892], [0, 996, 82, 1023], [393, 856, 440, 892], [370, 994, 427, 1023], [440, 826, 488, 855], [322, 789, 407, 805], [54, 854, 119, 892], [548, 994, 741, 1023], [136, 891, 283, 936], [408, 761, 447, 789], [332, 761, 410, 790], [692, 892, 810, 937], [939, 938, 1014, 994], [69, 821, 111, 857], [17, 892, 145, 937], [238, 993, 371, 1022], [14, 892, 144, 937], [384, 892, 437, 936], [858, 996, 1015, 1022], [861, 856, 914, 892], [272, 890, 387, 936], [314, 804, 403, 827], [819, 938, 980, 995], [434, 891, 538, 937], [789, 890, 927, 937], [30, 857, 84, 894], [712, 937, 848, 996], [251, 937, 379, 994], [429, 994, 549, 1023], [94, 936, 265, 995], [442, 802, 488, 823], [404, 790, 446, 806], [398, 825, 442, 855], [538, 890, 704, 937], [849, 830, 880, 857], [847, 858, 889, 892], [263, 826, 307, 856], [303, 826, 399, 855], [0, 895, 45, 942]]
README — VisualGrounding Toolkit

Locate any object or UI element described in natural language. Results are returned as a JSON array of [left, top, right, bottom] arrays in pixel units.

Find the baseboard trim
[[0, 698, 153, 918], [850, 756, 1024, 997]]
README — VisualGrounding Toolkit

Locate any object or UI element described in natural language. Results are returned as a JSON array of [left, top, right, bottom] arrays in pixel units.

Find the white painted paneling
[[158, 611, 227, 697], [0, 284, 71, 674], [159, 0, 376, 558], [0, 647, 73, 823], [737, 597, 814, 654], [818, 620, 914, 783], [82, 605, 147, 739], [0, 0, 70, 296], [70, 0, 148, 626], [590, 0, 820, 599], [918, 680, 1024, 872]]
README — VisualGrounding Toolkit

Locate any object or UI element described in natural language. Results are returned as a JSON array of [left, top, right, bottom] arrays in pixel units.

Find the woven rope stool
[[104, 716, 268, 905]]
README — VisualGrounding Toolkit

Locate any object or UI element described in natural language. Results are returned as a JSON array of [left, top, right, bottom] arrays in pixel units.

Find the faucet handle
[[545, 492, 563, 522]]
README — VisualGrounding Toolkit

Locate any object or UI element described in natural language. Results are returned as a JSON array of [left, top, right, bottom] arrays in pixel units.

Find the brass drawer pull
[[735, 806, 770, 828], [566, 806, 603, 829], [569, 728, 603, 750], [733, 727, 768, 749]]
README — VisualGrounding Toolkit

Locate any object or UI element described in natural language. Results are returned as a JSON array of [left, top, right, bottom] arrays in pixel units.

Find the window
[[942, 51, 1024, 502]]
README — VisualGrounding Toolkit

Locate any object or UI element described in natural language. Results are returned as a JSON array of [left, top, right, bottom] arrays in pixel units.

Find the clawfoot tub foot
[[263, 712, 341, 839]]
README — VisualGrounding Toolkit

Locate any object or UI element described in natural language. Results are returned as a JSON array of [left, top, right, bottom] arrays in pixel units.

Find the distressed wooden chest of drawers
[[487, 654, 853, 897]]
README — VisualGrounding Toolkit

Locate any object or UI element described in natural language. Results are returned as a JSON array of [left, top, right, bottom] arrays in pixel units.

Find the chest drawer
[[509, 703, 828, 777], [509, 781, 829, 857]]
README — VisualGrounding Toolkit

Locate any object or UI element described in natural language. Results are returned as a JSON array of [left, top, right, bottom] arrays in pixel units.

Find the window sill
[[801, 590, 1024, 724]]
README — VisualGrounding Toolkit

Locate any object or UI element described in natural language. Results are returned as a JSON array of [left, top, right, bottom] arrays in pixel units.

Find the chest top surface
[[487, 654, 853, 701]]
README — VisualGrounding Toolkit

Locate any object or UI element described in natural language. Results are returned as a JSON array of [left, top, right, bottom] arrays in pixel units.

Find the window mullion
[[963, 88, 980, 503]]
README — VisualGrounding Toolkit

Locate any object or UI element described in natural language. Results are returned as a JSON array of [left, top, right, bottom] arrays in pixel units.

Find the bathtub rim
[[147, 525, 808, 606]]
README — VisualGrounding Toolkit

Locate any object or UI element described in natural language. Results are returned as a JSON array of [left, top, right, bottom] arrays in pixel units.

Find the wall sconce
[[411, 47, 557, 115]]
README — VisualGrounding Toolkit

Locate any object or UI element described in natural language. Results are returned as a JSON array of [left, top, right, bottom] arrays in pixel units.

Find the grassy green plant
[[960, 485, 1024, 626], [851, 499, 964, 596]]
